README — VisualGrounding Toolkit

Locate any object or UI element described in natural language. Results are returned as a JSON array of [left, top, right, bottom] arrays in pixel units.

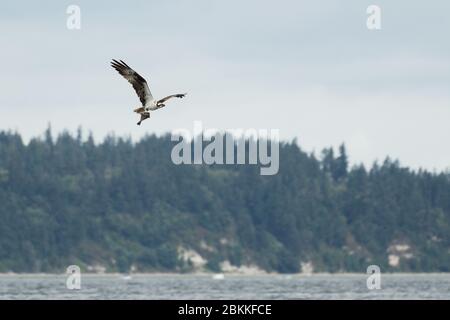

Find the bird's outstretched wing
[[111, 59, 154, 107], [157, 93, 187, 104]]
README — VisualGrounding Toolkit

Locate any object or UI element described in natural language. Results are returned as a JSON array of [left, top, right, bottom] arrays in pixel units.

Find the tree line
[[0, 128, 449, 273]]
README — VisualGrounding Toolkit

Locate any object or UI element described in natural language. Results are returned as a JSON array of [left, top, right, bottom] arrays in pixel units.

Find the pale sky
[[0, 0, 449, 170]]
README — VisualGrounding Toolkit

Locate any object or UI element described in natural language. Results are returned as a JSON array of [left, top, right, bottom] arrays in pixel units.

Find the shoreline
[[0, 272, 449, 277]]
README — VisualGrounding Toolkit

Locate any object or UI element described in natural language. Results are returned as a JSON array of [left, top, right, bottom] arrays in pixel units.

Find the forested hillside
[[0, 128, 449, 273]]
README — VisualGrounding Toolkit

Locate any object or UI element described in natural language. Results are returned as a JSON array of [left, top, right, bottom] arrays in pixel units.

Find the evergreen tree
[[0, 129, 448, 273]]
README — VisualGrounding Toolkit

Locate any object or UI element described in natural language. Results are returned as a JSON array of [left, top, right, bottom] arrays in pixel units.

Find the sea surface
[[0, 273, 449, 300]]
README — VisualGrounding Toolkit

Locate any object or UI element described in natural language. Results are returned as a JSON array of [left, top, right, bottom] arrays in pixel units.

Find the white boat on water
[[212, 273, 225, 280]]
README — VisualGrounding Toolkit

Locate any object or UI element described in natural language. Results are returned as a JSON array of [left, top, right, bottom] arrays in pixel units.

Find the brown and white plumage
[[111, 59, 186, 125], [158, 93, 187, 104]]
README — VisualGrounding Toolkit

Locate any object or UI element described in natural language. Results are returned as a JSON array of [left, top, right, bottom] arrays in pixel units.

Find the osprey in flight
[[111, 59, 187, 125]]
